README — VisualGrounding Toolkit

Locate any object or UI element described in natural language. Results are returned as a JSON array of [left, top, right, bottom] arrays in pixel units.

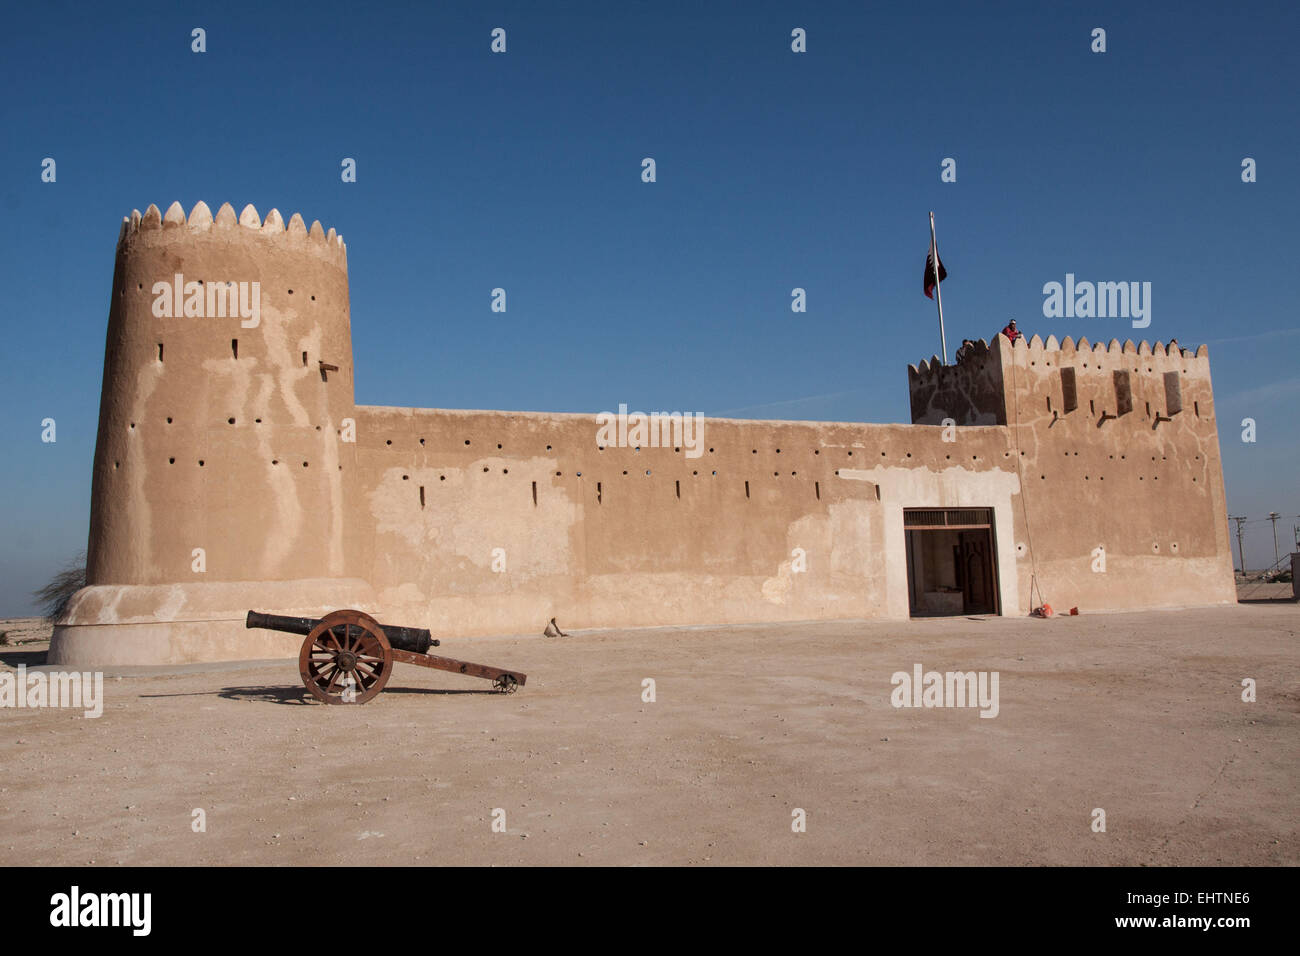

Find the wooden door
[[961, 531, 995, 614]]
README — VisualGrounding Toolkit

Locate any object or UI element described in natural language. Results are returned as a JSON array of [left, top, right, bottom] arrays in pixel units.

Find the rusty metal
[[247, 607, 528, 704], [246, 609, 438, 654]]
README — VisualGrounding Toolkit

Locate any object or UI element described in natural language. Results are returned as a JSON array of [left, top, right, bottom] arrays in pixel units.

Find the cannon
[[246, 609, 527, 704], [245, 610, 438, 654]]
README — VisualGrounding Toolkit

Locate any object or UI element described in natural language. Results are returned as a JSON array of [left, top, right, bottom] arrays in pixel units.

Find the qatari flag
[[923, 250, 947, 299]]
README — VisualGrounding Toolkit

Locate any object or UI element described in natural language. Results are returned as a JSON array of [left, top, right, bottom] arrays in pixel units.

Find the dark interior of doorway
[[905, 509, 999, 617]]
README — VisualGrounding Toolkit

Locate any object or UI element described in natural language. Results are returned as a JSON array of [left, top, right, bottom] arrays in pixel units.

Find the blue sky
[[1, 0, 1296, 613]]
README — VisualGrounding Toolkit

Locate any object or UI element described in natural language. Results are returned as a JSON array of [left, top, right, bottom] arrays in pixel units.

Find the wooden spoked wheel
[[298, 609, 392, 704]]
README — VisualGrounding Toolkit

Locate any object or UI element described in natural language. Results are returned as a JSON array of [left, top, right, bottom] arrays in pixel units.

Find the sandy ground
[[0, 599, 1295, 866], [0, 618, 53, 645]]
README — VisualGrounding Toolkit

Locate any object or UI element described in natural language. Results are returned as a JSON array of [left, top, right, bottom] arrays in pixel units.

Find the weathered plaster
[[48, 206, 1237, 665]]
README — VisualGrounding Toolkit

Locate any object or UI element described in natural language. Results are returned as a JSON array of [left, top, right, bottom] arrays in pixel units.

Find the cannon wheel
[[492, 674, 519, 694], [299, 609, 393, 705]]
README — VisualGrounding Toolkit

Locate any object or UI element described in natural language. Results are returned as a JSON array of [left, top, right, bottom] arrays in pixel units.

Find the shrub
[[33, 552, 87, 622]]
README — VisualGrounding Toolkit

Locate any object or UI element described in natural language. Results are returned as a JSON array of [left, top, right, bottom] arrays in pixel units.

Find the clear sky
[[1, 0, 1296, 614]]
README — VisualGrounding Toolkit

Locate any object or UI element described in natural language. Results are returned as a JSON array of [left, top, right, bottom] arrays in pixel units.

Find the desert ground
[[1, 595, 1296, 866]]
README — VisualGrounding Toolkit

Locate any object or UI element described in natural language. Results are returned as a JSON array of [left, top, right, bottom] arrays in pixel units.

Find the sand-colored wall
[[85, 202, 358, 588], [348, 408, 1018, 635], [910, 334, 1237, 613], [48, 207, 1236, 665]]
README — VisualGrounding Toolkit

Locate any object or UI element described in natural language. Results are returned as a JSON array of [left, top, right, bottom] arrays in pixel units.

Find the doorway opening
[[904, 508, 1000, 616]]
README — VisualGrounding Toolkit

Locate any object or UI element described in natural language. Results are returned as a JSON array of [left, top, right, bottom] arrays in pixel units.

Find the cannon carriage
[[246, 609, 527, 704]]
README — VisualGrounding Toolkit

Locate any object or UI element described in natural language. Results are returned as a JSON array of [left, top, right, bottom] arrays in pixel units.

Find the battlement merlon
[[116, 201, 348, 272], [909, 332, 1213, 427]]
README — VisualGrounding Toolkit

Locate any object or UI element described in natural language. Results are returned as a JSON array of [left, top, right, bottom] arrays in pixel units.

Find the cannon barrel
[[245, 610, 439, 654]]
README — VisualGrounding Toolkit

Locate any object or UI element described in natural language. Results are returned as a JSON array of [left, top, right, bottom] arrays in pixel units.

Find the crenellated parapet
[[117, 201, 348, 271], [997, 332, 1214, 428], [911, 332, 1214, 428], [907, 338, 1007, 426], [1004, 331, 1208, 363]]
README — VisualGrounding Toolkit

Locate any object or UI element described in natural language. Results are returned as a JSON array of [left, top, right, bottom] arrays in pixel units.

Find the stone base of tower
[[48, 578, 378, 667]]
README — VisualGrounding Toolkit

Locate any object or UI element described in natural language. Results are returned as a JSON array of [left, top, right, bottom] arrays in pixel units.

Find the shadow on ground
[[0, 647, 48, 668], [138, 685, 498, 704]]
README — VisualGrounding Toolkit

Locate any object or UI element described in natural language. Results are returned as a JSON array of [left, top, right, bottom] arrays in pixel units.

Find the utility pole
[[1268, 512, 1281, 568], [1229, 515, 1247, 574]]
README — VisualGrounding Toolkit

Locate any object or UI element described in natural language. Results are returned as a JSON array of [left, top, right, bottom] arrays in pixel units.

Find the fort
[[48, 202, 1237, 666]]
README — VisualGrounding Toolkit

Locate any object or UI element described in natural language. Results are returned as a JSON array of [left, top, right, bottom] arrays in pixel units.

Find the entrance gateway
[[904, 508, 1000, 616]]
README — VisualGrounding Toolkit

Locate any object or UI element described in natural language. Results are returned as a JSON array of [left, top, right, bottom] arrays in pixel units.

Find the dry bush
[[33, 552, 86, 622]]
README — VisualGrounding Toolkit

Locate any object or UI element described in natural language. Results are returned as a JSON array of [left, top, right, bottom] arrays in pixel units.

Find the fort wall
[[48, 204, 1237, 665], [911, 334, 1236, 613], [349, 407, 1018, 636]]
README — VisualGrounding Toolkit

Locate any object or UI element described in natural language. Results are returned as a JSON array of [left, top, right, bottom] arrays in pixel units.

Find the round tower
[[51, 201, 375, 666]]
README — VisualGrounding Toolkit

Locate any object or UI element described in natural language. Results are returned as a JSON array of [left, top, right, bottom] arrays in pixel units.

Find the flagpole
[[929, 211, 948, 365]]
